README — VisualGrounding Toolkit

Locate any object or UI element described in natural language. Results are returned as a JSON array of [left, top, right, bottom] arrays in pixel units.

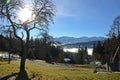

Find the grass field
[[0, 60, 120, 80]]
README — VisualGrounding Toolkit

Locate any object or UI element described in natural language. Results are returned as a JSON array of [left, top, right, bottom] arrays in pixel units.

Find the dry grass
[[0, 60, 120, 80]]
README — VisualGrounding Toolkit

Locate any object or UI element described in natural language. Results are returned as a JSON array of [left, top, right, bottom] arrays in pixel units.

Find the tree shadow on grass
[[0, 72, 18, 80], [16, 69, 30, 80], [0, 62, 8, 65], [0, 69, 30, 80]]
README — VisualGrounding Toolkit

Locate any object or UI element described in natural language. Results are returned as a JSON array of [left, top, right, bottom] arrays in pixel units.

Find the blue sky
[[1, 0, 120, 38], [49, 0, 120, 38]]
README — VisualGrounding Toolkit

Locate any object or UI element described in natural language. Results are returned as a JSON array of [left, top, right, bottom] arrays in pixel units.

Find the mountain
[[53, 36, 106, 43], [61, 41, 104, 48]]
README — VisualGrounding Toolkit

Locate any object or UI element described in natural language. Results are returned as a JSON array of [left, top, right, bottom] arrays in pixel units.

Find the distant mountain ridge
[[53, 36, 107, 43], [62, 41, 104, 48]]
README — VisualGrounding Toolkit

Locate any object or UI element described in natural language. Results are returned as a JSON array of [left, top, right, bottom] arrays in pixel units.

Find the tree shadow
[[0, 62, 8, 65], [0, 72, 18, 80], [0, 63, 8, 65], [0, 69, 30, 80], [16, 69, 30, 80]]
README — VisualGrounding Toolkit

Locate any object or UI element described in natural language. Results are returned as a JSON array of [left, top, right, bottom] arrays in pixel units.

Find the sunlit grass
[[0, 61, 19, 77], [0, 60, 120, 80]]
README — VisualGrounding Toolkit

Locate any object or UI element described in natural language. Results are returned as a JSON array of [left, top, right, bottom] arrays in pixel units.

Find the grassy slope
[[0, 60, 120, 80]]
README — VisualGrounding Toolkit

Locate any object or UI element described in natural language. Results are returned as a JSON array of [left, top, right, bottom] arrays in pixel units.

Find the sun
[[18, 6, 34, 23]]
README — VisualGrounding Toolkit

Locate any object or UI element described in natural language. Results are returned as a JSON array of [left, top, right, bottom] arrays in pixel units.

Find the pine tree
[[75, 46, 84, 64]]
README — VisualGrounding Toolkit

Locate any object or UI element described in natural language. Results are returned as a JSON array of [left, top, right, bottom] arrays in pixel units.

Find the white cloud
[[56, 6, 76, 17], [54, 0, 76, 18]]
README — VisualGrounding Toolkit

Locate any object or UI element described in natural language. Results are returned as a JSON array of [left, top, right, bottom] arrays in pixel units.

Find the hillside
[[0, 60, 120, 80]]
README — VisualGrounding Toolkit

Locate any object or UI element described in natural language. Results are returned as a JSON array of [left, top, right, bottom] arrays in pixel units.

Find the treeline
[[93, 16, 120, 64], [28, 38, 64, 63], [0, 34, 91, 64], [93, 37, 120, 64], [74, 47, 90, 64], [0, 35, 64, 63]]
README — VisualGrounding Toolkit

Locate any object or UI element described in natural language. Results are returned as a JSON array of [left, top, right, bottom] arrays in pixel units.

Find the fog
[[63, 48, 93, 55]]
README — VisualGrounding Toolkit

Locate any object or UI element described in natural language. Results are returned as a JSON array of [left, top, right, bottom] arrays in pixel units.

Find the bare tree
[[108, 16, 120, 37], [0, 0, 55, 70]]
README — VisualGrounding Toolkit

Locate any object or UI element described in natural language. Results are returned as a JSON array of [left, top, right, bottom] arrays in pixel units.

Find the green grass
[[0, 60, 120, 80]]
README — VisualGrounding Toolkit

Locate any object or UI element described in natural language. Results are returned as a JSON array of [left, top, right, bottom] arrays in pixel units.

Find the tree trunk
[[20, 54, 26, 70], [106, 62, 111, 71], [8, 52, 11, 64]]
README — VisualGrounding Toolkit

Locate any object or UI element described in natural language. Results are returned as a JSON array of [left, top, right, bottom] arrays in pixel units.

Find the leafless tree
[[108, 16, 120, 37], [0, 0, 55, 70]]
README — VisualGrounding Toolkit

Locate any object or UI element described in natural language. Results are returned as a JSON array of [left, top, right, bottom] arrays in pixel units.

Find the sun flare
[[18, 6, 34, 23]]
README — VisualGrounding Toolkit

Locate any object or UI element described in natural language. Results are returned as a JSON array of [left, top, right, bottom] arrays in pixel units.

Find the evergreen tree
[[75, 46, 84, 64], [93, 41, 104, 62], [56, 50, 64, 63]]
